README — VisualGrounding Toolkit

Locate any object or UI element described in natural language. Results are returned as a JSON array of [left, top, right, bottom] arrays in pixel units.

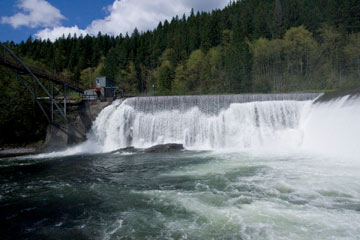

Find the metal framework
[[0, 43, 85, 123]]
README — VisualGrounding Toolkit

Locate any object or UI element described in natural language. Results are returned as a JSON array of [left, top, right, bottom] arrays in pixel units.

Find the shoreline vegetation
[[1, 0, 360, 147]]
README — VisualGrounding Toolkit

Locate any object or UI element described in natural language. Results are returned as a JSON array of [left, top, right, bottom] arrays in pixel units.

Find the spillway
[[90, 93, 322, 152]]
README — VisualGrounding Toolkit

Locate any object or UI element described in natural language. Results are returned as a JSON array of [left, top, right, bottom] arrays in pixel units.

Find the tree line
[[3, 0, 360, 95]]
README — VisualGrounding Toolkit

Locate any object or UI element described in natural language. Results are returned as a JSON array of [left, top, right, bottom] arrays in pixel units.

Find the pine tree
[[158, 63, 174, 95], [225, 25, 252, 93], [272, 0, 284, 38]]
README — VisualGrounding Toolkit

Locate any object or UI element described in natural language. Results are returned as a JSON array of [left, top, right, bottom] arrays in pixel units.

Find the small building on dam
[[83, 77, 117, 101]]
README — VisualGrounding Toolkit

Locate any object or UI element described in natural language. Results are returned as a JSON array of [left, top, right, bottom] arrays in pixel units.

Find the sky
[[0, 0, 230, 43]]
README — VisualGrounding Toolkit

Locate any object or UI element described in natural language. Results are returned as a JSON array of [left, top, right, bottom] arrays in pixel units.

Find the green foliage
[[272, 0, 284, 38], [157, 61, 174, 95], [224, 25, 253, 93], [251, 26, 320, 91], [4, 0, 359, 96], [283, 26, 317, 76], [184, 49, 207, 93], [115, 61, 138, 94], [250, 38, 283, 92], [172, 64, 187, 95], [206, 46, 226, 93], [80, 60, 104, 88], [0, 67, 47, 145], [343, 33, 360, 85]]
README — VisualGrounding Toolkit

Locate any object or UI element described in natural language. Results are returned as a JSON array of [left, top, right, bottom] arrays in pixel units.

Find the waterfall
[[301, 94, 360, 157], [35, 92, 360, 159], [89, 93, 321, 152]]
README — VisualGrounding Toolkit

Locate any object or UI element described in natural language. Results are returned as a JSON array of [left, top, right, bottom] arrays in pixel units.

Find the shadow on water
[[0, 151, 214, 239]]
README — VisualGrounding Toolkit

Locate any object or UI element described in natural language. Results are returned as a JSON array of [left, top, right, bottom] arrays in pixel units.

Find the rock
[[109, 147, 137, 154], [144, 143, 184, 153]]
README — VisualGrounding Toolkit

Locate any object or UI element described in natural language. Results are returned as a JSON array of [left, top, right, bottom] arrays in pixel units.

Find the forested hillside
[[3, 0, 360, 95], [1, 0, 360, 145]]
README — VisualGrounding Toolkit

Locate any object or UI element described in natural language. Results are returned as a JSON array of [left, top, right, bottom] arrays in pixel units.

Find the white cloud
[[86, 0, 188, 36], [1, 0, 65, 29], [35, 25, 88, 41], [34, 0, 230, 41]]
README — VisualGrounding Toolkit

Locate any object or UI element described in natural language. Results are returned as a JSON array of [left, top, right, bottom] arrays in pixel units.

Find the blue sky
[[0, 0, 230, 43]]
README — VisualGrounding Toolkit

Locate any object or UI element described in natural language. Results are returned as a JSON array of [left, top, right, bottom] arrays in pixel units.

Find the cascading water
[[88, 93, 321, 153], [38, 91, 360, 161], [302, 94, 360, 157], [92, 100, 306, 151]]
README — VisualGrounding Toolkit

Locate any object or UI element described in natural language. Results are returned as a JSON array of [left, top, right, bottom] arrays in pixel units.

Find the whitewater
[[2, 93, 360, 239], [46, 93, 360, 157]]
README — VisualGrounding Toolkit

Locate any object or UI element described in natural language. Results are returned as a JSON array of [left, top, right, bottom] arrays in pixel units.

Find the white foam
[[301, 95, 360, 158], [32, 94, 360, 160], [89, 100, 308, 152]]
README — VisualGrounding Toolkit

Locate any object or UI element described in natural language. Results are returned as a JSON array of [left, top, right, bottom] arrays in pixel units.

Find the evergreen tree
[[225, 24, 252, 93], [272, 0, 284, 38], [158, 62, 174, 95]]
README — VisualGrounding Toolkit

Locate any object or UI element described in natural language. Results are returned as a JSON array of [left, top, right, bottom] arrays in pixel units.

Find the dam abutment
[[42, 100, 112, 152]]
